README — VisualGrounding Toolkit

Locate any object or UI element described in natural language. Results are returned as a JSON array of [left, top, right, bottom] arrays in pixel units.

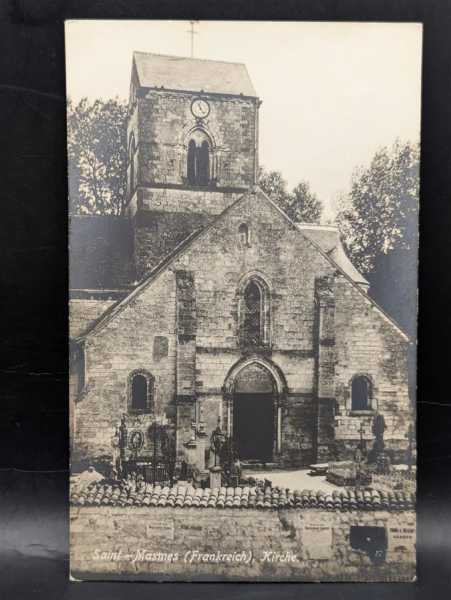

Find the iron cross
[[187, 21, 199, 58]]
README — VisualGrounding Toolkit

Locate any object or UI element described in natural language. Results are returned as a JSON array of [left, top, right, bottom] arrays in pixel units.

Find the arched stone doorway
[[234, 363, 275, 461], [223, 358, 287, 463]]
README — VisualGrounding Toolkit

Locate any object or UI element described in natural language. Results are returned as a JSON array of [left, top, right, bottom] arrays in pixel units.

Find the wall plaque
[[387, 520, 416, 553], [302, 521, 333, 560], [146, 518, 174, 541], [153, 336, 169, 361]]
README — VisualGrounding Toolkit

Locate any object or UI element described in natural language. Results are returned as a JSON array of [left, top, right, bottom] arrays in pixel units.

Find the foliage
[[257, 168, 291, 211], [289, 181, 323, 223], [336, 140, 420, 274], [66, 100, 323, 223], [67, 98, 128, 215], [258, 167, 323, 223], [336, 140, 419, 340]]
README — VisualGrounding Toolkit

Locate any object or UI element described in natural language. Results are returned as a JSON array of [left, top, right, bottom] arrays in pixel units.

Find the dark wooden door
[[233, 393, 274, 461]]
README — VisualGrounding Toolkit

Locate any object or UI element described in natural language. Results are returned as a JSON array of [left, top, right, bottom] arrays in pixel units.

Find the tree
[[67, 98, 128, 215], [258, 168, 323, 223], [337, 140, 419, 340], [287, 181, 323, 223], [257, 168, 291, 213], [337, 140, 419, 274]]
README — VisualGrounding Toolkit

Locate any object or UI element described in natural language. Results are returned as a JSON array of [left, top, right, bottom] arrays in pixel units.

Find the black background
[[1, 0, 450, 597]]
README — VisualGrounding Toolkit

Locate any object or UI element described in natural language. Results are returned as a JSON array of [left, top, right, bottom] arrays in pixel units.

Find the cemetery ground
[[242, 467, 338, 492]]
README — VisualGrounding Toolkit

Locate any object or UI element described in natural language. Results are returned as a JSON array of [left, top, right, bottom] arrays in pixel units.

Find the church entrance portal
[[233, 363, 275, 462]]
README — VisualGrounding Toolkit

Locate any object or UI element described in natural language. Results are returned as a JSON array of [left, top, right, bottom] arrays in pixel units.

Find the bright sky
[[65, 20, 422, 217]]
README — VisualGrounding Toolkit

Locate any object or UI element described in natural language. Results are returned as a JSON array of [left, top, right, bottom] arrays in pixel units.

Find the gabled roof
[[297, 223, 369, 287], [77, 188, 408, 342], [133, 52, 257, 98]]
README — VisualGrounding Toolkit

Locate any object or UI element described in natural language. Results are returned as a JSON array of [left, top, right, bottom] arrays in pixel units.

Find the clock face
[[191, 98, 210, 119]]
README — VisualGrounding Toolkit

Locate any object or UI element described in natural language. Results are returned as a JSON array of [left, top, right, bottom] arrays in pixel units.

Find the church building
[[69, 53, 412, 471]]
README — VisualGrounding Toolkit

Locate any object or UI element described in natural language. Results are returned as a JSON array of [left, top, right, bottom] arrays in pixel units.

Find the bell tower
[[125, 52, 260, 277]]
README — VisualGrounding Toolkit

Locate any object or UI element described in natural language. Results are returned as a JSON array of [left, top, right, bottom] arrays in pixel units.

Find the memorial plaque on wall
[[387, 519, 416, 555], [146, 518, 174, 541], [302, 521, 333, 560]]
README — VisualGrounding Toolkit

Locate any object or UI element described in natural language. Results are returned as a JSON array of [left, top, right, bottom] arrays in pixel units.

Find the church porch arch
[[222, 356, 287, 462]]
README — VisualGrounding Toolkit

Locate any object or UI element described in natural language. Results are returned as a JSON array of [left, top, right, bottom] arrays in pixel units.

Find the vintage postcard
[[67, 20, 420, 581]]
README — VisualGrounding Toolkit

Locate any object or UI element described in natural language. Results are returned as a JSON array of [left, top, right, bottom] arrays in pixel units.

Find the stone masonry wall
[[70, 506, 416, 582], [333, 276, 412, 460], [70, 299, 117, 338], [133, 209, 211, 276], [135, 90, 257, 189], [167, 192, 330, 465], [131, 188, 243, 277], [137, 187, 242, 216], [73, 271, 177, 465], [168, 192, 410, 465], [74, 192, 411, 467]]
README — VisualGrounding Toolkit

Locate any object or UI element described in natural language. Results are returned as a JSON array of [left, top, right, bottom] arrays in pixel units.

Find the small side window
[[239, 223, 250, 246], [128, 370, 154, 413], [351, 376, 372, 411]]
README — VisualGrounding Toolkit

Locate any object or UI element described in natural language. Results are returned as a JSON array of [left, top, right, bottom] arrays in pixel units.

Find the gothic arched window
[[351, 376, 372, 411], [240, 276, 270, 348], [243, 281, 262, 345], [186, 130, 211, 186], [128, 370, 154, 413]]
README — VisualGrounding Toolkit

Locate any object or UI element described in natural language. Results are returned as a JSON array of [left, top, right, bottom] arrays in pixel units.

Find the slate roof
[[133, 52, 258, 97], [70, 480, 415, 511], [69, 215, 135, 290], [297, 223, 369, 287]]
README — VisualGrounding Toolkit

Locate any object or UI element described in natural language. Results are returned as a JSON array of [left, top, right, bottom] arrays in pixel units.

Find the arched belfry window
[[128, 370, 154, 413], [239, 276, 271, 348], [351, 375, 372, 411], [186, 129, 211, 186]]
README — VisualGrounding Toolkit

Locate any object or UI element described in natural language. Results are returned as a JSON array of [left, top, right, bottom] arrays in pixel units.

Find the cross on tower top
[[187, 20, 198, 58]]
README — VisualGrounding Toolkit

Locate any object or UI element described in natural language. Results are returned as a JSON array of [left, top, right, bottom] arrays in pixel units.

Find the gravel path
[[243, 468, 340, 492]]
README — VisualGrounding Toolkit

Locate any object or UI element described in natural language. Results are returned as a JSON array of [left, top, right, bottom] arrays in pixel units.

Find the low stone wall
[[70, 506, 415, 582]]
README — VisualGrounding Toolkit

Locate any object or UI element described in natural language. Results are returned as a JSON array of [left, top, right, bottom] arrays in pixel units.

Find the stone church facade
[[69, 53, 412, 471]]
